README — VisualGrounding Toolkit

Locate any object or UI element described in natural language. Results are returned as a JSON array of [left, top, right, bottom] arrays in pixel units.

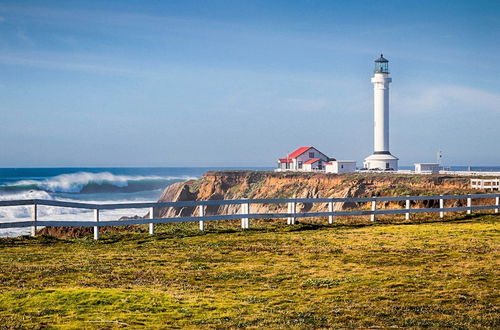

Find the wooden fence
[[0, 193, 499, 240], [471, 178, 500, 191]]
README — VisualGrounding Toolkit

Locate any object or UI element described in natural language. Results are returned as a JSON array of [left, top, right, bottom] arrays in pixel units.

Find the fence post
[[370, 200, 376, 222], [241, 202, 250, 229], [31, 203, 37, 237], [287, 201, 296, 225], [94, 209, 99, 240], [328, 200, 335, 224], [405, 196, 410, 221], [495, 196, 499, 214], [149, 207, 155, 235], [467, 197, 472, 215], [439, 195, 444, 218], [199, 205, 205, 231]]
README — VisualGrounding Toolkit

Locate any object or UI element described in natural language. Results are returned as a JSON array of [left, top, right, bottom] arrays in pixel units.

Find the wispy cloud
[[393, 85, 500, 113], [0, 3, 376, 59], [16, 31, 34, 45], [0, 54, 145, 76], [285, 97, 331, 112], [0, 4, 242, 36]]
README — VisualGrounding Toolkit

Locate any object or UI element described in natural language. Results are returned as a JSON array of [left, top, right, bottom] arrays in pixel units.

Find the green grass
[[0, 215, 498, 328]]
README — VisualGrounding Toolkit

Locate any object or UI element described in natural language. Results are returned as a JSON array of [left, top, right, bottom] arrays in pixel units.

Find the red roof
[[304, 158, 320, 164], [278, 158, 293, 163], [288, 146, 312, 159]]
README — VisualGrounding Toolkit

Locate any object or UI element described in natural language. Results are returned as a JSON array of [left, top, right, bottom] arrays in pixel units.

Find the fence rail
[[471, 179, 500, 191], [1, 193, 499, 240]]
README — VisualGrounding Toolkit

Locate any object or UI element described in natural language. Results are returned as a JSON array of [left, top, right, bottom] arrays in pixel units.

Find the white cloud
[[0, 54, 145, 76], [285, 97, 331, 112], [16, 31, 34, 45], [393, 85, 500, 113]]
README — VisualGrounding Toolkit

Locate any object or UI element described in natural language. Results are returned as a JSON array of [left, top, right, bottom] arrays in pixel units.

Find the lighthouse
[[364, 54, 399, 170]]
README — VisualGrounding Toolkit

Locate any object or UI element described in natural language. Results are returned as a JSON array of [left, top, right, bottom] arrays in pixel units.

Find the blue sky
[[0, 0, 499, 167]]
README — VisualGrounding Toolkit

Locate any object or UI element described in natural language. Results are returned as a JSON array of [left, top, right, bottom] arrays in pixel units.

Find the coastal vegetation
[[0, 214, 498, 328], [156, 171, 490, 220]]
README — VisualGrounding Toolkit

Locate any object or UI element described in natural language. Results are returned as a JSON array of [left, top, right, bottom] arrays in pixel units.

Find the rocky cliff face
[[157, 171, 476, 217], [37, 171, 486, 237]]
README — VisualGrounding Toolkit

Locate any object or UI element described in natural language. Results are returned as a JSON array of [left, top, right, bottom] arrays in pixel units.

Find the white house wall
[[325, 161, 356, 173], [295, 148, 328, 170], [415, 164, 439, 174]]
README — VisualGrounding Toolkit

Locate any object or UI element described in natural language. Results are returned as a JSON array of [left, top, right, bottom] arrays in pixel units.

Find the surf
[[0, 171, 196, 194]]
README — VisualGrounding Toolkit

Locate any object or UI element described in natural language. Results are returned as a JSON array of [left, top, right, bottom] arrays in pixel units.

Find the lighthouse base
[[364, 153, 399, 171]]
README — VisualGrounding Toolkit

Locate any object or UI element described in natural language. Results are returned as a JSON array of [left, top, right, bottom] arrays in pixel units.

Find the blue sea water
[[0, 167, 270, 237], [0, 167, 210, 202]]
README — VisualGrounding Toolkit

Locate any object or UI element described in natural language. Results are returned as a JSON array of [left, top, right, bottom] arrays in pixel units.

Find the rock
[[155, 171, 476, 218]]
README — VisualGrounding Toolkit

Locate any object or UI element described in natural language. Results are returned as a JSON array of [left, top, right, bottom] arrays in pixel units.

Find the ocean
[[0, 167, 269, 237]]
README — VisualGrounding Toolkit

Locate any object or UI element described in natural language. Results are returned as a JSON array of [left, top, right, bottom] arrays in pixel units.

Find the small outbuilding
[[325, 160, 357, 174], [415, 163, 440, 174]]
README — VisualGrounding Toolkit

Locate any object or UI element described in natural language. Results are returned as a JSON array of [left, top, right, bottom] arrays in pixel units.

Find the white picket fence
[[0, 193, 499, 240], [471, 179, 500, 191]]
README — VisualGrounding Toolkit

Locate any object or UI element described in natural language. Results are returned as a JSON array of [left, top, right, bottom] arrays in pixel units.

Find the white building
[[303, 158, 324, 171], [415, 163, 440, 174], [325, 161, 357, 173], [277, 146, 331, 171], [364, 54, 399, 171]]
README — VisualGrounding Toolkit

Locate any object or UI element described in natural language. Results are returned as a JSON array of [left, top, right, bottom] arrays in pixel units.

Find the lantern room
[[374, 54, 389, 73]]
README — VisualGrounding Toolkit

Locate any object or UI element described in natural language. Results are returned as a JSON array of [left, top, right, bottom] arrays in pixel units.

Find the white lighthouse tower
[[364, 54, 398, 170]]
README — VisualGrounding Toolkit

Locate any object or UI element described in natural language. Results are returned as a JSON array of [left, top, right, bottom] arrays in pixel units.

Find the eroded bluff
[[156, 171, 474, 217]]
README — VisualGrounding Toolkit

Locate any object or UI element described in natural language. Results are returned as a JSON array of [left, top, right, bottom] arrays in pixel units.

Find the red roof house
[[277, 147, 332, 171]]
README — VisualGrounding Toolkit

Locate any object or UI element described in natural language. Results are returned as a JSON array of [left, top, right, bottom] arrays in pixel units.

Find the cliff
[[37, 171, 488, 237], [157, 171, 477, 218]]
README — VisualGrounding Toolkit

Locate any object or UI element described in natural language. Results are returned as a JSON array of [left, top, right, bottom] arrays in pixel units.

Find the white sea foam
[[0, 190, 53, 202], [0, 195, 155, 237], [0, 171, 198, 237], [0, 190, 53, 219], [1, 171, 197, 193]]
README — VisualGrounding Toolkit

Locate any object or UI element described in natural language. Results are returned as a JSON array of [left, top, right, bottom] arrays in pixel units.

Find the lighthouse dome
[[375, 54, 388, 62]]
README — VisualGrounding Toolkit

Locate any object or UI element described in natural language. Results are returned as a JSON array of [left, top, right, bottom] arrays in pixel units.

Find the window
[[298, 161, 303, 169], [386, 163, 390, 169], [341, 165, 344, 168], [309, 152, 314, 158]]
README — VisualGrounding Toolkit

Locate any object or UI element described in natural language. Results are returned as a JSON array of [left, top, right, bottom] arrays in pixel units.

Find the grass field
[[0, 215, 498, 328]]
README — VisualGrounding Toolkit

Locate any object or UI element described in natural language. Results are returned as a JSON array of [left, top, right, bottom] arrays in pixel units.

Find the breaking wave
[[0, 190, 56, 219], [0, 190, 154, 237], [0, 172, 196, 194]]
